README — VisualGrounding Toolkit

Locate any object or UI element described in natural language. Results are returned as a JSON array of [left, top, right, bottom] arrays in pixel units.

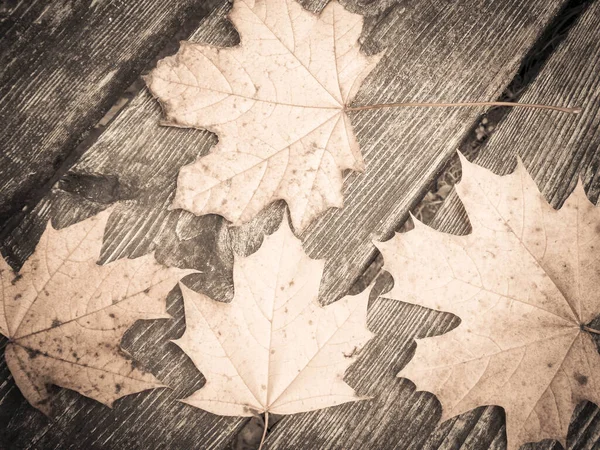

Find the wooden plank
[[266, 3, 600, 450], [0, 5, 252, 449], [252, 2, 600, 450], [0, 0, 217, 224], [424, 5, 600, 445], [0, 0, 580, 449]]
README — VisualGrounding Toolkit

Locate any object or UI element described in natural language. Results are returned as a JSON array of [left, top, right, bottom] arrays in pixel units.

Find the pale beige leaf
[[376, 154, 600, 450], [145, 0, 381, 232], [0, 209, 194, 414], [174, 217, 373, 416]]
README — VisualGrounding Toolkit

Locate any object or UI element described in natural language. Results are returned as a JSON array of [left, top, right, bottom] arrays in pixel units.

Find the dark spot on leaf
[[14, 294, 22, 301], [143, 288, 151, 294], [130, 359, 143, 370], [25, 348, 42, 359], [72, 352, 78, 359], [575, 373, 588, 385], [11, 273, 22, 285], [115, 384, 122, 394], [547, 363, 553, 368], [51, 319, 62, 328], [109, 313, 116, 319]]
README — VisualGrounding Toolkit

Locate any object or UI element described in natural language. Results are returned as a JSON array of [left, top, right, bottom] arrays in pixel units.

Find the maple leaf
[[376, 154, 600, 450], [173, 217, 373, 417], [145, 0, 381, 232], [0, 209, 194, 414]]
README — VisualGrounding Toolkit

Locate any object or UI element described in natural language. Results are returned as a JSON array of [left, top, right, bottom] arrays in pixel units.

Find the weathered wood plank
[[265, 2, 600, 449], [0, 0, 217, 224], [423, 5, 600, 445], [0, 5, 251, 449], [0, 0, 586, 449]]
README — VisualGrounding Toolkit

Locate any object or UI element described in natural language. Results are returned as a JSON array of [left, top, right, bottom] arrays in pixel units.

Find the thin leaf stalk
[[345, 101, 581, 114], [258, 411, 269, 450]]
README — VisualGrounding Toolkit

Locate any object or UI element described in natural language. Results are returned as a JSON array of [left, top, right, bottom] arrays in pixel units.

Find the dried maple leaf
[[0, 209, 193, 414], [376, 154, 600, 450], [145, 0, 381, 232], [173, 217, 373, 418]]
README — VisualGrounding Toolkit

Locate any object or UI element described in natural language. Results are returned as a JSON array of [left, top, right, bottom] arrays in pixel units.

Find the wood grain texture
[[0, 4, 251, 450], [0, 0, 591, 449], [255, 1, 600, 450], [269, 3, 600, 450], [282, 0, 572, 307], [0, 0, 215, 223], [422, 7, 600, 446]]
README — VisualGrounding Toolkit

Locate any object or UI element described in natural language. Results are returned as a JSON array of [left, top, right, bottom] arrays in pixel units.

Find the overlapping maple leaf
[[377, 154, 600, 450], [0, 209, 193, 413], [146, 0, 381, 232], [174, 218, 373, 416]]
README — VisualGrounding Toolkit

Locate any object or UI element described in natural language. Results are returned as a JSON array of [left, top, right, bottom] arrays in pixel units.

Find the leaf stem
[[345, 101, 581, 115], [258, 411, 269, 450], [583, 326, 600, 335]]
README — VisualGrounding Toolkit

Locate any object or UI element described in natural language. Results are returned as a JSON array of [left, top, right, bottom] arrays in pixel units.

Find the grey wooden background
[[0, 0, 599, 449]]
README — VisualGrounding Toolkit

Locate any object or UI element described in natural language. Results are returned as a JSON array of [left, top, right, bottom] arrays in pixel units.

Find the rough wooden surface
[[0, 5, 249, 450], [0, 0, 215, 224], [425, 6, 600, 446], [271, 2, 600, 450], [2, 0, 599, 449]]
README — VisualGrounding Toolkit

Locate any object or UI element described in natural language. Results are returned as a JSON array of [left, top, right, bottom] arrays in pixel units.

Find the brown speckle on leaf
[[575, 373, 588, 385], [25, 348, 42, 359], [11, 273, 23, 285]]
